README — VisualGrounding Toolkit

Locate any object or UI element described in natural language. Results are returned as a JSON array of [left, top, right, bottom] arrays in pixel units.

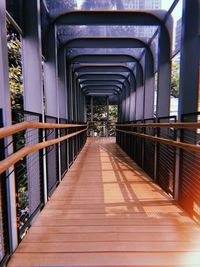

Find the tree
[[7, 21, 23, 110], [86, 96, 118, 136], [171, 61, 180, 98]]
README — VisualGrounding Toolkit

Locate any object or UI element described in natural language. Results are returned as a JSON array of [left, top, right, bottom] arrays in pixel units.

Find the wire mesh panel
[[59, 118, 68, 178], [125, 125, 132, 158], [116, 124, 120, 145], [120, 130, 126, 152], [116, 123, 135, 161], [74, 126, 78, 160], [157, 116, 176, 196], [135, 120, 144, 168], [130, 123, 136, 161], [68, 124, 74, 167], [45, 116, 59, 196], [180, 113, 200, 222], [12, 110, 43, 240], [0, 109, 10, 265], [143, 118, 155, 179]]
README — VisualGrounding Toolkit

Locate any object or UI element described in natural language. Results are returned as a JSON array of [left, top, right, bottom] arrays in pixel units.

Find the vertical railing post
[[42, 113, 48, 204], [174, 129, 181, 200], [154, 123, 158, 182]]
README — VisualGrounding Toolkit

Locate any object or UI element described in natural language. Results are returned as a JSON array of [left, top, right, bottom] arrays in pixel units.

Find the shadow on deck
[[8, 137, 200, 267]]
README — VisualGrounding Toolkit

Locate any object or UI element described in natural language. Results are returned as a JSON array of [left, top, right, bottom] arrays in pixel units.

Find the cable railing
[[1, 110, 200, 265], [116, 114, 200, 224], [0, 109, 87, 264], [0, 109, 10, 266], [87, 121, 116, 137]]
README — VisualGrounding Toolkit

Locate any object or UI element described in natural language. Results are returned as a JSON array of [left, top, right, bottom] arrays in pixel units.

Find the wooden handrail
[[116, 122, 200, 129], [0, 121, 86, 139], [0, 127, 87, 175], [116, 129, 200, 153]]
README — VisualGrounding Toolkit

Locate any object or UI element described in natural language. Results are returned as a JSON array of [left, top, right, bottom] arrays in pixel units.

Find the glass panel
[[67, 48, 145, 60], [44, 0, 163, 17], [57, 25, 158, 41], [161, 0, 176, 11], [76, 62, 136, 70], [166, 0, 183, 55]]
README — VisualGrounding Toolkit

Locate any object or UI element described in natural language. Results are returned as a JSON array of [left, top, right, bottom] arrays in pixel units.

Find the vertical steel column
[[125, 79, 131, 122], [57, 48, 68, 182], [129, 72, 136, 122], [90, 96, 94, 136], [44, 26, 58, 117], [83, 94, 87, 123], [69, 67, 74, 121], [22, 0, 43, 114], [0, 0, 18, 252], [58, 48, 67, 119], [72, 71, 77, 122], [129, 76, 136, 122], [91, 96, 94, 122], [144, 50, 154, 119], [22, 0, 48, 202], [179, 0, 200, 116], [118, 93, 122, 122], [106, 96, 109, 137], [121, 88, 126, 122], [135, 65, 144, 120], [156, 26, 171, 117]]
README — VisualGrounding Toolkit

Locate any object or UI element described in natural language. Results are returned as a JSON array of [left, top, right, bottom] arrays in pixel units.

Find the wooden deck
[[8, 137, 200, 266]]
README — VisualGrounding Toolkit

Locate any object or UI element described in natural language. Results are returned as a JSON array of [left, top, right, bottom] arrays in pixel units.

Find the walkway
[[8, 138, 200, 267]]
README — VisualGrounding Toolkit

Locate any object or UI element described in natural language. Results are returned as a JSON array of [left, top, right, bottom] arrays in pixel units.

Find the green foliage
[[7, 21, 23, 109], [171, 61, 180, 98], [7, 22, 28, 230], [93, 105, 107, 121], [87, 101, 118, 136], [109, 105, 118, 122]]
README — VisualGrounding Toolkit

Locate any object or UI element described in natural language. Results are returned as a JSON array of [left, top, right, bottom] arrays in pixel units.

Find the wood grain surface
[[8, 137, 200, 267]]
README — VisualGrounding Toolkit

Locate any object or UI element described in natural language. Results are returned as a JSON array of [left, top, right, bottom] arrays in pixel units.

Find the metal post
[[106, 96, 109, 137], [90, 96, 94, 136], [174, 131, 180, 200], [135, 69, 144, 120], [44, 26, 58, 117], [0, 0, 18, 252], [91, 96, 94, 122], [179, 0, 199, 116], [156, 27, 171, 117], [22, 0, 43, 114]]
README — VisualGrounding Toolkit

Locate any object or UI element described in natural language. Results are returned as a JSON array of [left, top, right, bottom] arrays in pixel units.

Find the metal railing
[[45, 115, 59, 197], [0, 109, 87, 265], [12, 110, 44, 240], [179, 113, 200, 221], [0, 109, 10, 266], [87, 121, 116, 137], [116, 114, 200, 224]]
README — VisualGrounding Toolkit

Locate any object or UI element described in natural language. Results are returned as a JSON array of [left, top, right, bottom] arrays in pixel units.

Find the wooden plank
[[33, 217, 194, 227], [17, 241, 200, 253], [8, 137, 200, 267], [8, 252, 200, 266], [29, 225, 200, 234], [22, 232, 200, 243]]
